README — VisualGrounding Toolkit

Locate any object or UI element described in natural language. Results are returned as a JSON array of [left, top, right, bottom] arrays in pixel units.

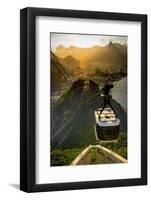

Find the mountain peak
[[108, 40, 113, 46], [68, 45, 76, 49], [56, 45, 66, 50], [63, 55, 78, 61]]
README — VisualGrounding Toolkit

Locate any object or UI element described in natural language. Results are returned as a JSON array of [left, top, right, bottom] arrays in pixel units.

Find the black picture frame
[[20, 7, 147, 192]]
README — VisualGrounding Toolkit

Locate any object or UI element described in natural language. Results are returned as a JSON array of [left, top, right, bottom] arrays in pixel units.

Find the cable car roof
[[95, 111, 120, 127]]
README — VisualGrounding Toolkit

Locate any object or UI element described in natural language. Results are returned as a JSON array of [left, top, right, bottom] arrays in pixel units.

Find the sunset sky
[[51, 33, 127, 51]]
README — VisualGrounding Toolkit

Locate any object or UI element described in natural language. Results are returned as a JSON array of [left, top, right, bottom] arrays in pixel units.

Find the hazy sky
[[51, 33, 127, 51]]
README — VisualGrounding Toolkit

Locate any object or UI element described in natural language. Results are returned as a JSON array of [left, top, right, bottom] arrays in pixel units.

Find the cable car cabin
[[95, 107, 120, 142]]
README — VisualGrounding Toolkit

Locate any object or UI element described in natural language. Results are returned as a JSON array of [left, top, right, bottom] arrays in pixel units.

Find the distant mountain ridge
[[55, 44, 100, 60], [60, 55, 81, 76], [55, 42, 127, 75]]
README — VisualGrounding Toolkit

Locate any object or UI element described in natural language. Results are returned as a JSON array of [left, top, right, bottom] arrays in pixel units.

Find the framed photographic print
[[20, 7, 147, 192]]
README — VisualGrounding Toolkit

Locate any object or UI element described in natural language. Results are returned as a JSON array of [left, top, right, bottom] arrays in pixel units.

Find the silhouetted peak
[[56, 45, 66, 50], [108, 40, 113, 46]]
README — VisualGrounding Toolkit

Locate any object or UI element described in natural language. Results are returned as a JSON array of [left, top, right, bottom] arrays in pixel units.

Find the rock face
[[51, 79, 100, 150], [111, 77, 127, 111], [51, 51, 70, 94], [51, 79, 127, 150]]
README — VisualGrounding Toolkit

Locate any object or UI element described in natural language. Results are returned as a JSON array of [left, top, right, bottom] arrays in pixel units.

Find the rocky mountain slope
[[51, 51, 70, 94], [112, 77, 127, 111], [51, 79, 127, 150]]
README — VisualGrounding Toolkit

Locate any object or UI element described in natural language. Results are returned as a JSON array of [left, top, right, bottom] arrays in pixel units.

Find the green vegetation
[[51, 148, 82, 166], [54, 88, 70, 107], [51, 79, 99, 150], [51, 78, 127, 165], [51, 132, 127, 166], [57, 111, 96, 149], [103, 132, 127, 159], [90, 148, 97, 164], [51, 39, 128, 166]]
